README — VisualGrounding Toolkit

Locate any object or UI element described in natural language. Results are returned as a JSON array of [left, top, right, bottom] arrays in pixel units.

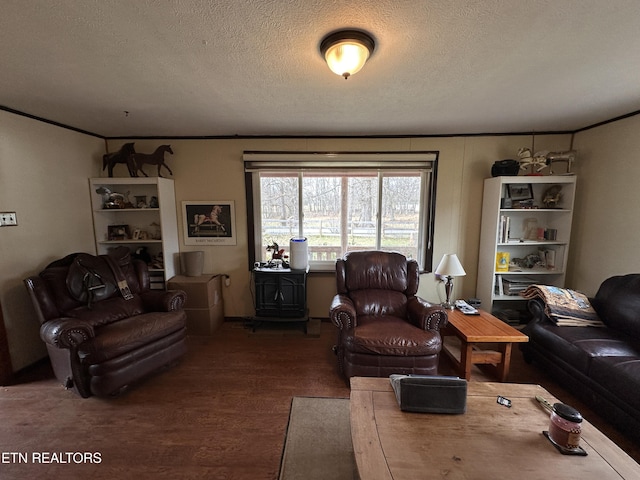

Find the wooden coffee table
[[350, 377, 640, 480], [441, 308, 528, 381]]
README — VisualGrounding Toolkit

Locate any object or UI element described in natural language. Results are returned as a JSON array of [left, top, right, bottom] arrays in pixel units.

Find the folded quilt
[[520, 285, 604, 327]]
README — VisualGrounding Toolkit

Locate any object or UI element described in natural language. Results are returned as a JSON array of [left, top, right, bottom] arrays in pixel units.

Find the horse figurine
[[102, 142, 136, 177], [131, 145, 174, 177]]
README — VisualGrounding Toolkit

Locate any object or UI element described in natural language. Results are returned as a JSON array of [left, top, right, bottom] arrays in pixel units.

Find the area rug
[[278, 396, 357, 480]]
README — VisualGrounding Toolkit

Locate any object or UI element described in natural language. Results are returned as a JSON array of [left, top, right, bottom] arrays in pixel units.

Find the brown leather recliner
[[330, 250, 448, 381], [24, 247, 187, 398]]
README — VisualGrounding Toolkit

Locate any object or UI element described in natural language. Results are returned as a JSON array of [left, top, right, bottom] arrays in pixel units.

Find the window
[[244, 152, 438, 271]]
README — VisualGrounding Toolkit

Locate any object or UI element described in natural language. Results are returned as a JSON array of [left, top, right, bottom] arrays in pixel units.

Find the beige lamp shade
[[435, 254, 466, 277], [320, 30, 375, 79]]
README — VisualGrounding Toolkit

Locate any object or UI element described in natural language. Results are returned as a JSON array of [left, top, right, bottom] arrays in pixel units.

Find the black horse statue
[[131, 145, 174, 177], [102, 142, 136, 177]]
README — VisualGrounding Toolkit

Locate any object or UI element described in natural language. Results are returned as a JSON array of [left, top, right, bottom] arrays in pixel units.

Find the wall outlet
[[0, 212, 17, 226]]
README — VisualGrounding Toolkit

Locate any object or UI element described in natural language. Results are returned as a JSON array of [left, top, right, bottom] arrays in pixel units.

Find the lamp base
[[442, 276, 455, 310]]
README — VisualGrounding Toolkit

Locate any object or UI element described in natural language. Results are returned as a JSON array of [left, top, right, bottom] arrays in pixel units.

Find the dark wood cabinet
[[253, 267, 308, 320]]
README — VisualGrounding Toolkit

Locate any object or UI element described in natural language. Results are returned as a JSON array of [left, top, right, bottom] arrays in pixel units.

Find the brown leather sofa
[[521, 274, 640, 441], [330, 250, 448, 381], [24, 247, 187, 398]]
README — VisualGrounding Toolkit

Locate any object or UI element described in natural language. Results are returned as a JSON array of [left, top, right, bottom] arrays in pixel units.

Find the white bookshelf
[[89, 177, 179, 288], [476, 175, 577, 321]]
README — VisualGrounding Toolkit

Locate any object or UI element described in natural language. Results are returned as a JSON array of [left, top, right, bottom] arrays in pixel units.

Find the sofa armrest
[[526, 298, 552, 324], [40, 318, 95, 349], [140, 289, 187, 312], [407, 297, 448, 331], [330, 294, 357, 329]]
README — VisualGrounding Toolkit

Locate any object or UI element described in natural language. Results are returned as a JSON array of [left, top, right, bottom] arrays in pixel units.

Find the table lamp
[[435, 254, 466, 309]]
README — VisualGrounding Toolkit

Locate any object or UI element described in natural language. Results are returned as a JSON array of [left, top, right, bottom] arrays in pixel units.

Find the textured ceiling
[[1, 0, 640, 137]]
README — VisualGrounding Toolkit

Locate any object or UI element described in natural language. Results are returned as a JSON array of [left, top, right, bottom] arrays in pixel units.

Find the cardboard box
[[167, 274, 223, 308], [167, 274, 224, 335], [184, 304, 224, 335]]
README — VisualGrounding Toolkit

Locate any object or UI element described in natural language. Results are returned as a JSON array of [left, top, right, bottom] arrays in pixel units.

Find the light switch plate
[[0, 212, 17, 226]]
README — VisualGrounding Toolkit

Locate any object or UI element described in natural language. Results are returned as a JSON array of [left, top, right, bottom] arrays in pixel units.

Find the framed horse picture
[[182, 201, 236, 245]]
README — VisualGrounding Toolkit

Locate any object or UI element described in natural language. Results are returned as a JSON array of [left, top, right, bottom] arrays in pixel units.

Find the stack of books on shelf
[[498, 215, 510, 243], [493, 308, 524, 326], [495, 275, 536, 296]]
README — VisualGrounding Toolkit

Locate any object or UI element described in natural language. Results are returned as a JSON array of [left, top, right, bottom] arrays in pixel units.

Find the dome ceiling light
[[320, 30, 375, 79]]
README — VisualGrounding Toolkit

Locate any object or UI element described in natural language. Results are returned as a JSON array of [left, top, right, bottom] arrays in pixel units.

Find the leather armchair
[[330, 250, 448, 381], [24, 247, 187, 397]]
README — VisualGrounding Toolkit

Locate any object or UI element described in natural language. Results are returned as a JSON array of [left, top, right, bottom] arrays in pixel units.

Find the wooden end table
[[441, 308, 528, 381], [350, 377, 640, 480]]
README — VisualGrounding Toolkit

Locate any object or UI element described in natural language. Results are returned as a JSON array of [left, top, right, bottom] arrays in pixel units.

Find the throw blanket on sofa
[[520, 285, 605, 327]]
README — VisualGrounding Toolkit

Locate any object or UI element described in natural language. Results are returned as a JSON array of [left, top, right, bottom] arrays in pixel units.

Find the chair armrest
[[40, 318, 95, 349], [407, 297, 448, 331], [330, 294, 357, 329], [140, 289, 187, 312]]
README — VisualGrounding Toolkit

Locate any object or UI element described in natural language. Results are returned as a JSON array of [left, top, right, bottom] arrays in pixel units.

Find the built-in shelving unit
[[89, 177, 179, 288], [476, 175, 577, 323]]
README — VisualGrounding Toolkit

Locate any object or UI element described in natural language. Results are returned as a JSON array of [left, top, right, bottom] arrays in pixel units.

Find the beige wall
[[569, 114, 640, 295], [107, 134, 572, 320], [0, 110, 104, 370], [9, 106, 632, 373]]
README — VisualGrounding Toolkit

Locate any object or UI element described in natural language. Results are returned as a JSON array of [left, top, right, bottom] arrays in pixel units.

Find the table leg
[[497, 343, 513, 382], [460, 341, 474, 381]]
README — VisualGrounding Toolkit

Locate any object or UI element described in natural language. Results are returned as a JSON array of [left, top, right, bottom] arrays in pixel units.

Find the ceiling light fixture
[[320, 30, 375, 79]]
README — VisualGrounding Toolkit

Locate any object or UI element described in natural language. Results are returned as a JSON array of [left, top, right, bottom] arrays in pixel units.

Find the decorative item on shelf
[[517, 148, 577, 175], [542, 185, 563, 208], [491, 159, 520, 177], [150, 222, 161, 240], [133, 246, 152, 264], [512, 253, 544, 269], [522, 217, 539, 240], [517, 148, 550, 174], [150, 251, 164, 270], [122, 191, 135, 209], [496, 252, 510, 272], [96, 186, 125, 209], [135, 195, 148, 208], [108, 224, 129, 241], [131, 145, 174, 178], [435, 254, 466, 309], [546, 151, 576, 175], [507, 183, 534, 202], [102, 142, 136, 177], [149, 196, 159, 208]]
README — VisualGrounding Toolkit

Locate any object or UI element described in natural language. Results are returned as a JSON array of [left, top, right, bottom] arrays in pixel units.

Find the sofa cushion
[[344, 315, 441, 356], [590, 355, 640, 414], [526, 322, 638, 374], [78, 310, 186, 365], [592, 274, 640, 340]]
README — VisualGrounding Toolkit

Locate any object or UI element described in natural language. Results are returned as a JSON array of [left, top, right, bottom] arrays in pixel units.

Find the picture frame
[[507, 183, 533, 201], [108, 224, 129, 241], [183, 201, 236, 245]]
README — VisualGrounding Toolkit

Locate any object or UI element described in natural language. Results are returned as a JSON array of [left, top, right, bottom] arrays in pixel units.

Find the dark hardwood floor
[[1, 320, 638, 479]]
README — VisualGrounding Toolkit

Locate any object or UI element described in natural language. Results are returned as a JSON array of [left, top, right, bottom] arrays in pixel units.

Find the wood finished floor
[[1, 320, 638, 479]]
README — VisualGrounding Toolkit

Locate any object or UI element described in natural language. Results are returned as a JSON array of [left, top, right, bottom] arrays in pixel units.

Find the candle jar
[[548, 403, 582, 449]]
